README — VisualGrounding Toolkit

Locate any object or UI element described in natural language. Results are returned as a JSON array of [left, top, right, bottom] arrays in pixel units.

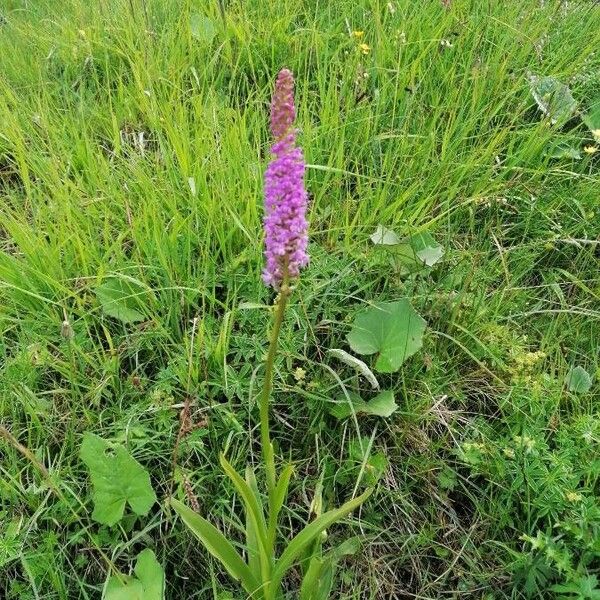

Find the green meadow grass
[[0, 0, 599, 598]]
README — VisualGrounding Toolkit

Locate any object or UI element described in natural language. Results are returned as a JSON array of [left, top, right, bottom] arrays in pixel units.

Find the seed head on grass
[[263, 68, 309, 289]]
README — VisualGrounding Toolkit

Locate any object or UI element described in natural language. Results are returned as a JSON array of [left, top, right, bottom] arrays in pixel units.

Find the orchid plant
[[171, 69, 371, 599]]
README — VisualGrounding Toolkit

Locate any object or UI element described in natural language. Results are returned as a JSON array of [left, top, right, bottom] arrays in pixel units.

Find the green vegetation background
[[0, 0, 598, 598]]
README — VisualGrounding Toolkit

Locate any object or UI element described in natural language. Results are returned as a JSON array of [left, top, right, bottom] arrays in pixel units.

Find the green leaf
[[546, 143, 581, 160], [347, 300, 426, 372], [300, 556, 329, 600], [134, 549, 164, 599], [105, 577, 143, 600], [348, 439, 388, 486], [170, 499, 260, 595], [300, 537, 362, 600], [551, 575, 600, 599], [80, 433, 156, 526], [331, 536, 362, 559], [329, 390, 397, 419], [300, 475, 325, 572], [270, 489, 372, 591], [328, 349, 380, 390], [566, 366, 593, 394], [219, 455, 269, 563], [244, 466, 262, 578], [390, 242, 422, 273], [95, 277, 148, 324], [271, 464, 294, 534], [370, 228, 444, 270], [190, 14, 216, 44], [105, 549, 164, 600], [437, 466, 457, 491], [529, 75, 577, 124], [407, 232, 445, 266], [583, 98, 600, 143], [370, 224, 400, 245]]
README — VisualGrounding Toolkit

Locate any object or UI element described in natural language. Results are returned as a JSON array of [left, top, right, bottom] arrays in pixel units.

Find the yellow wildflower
[[583, 145, 598, 155], [294, 367, 306, 383], [591, 129, 600, 143], [358, 43, 371, 55], [352, 30, 365, 38], [514, 435, 536, 454]]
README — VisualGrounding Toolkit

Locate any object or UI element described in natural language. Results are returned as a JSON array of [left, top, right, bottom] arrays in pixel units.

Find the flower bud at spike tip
[[270, 69, 296, 141], [263, 69, 309, 289]]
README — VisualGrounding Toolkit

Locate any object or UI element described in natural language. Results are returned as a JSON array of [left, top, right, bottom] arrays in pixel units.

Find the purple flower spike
[[263, 69, 309, 289]]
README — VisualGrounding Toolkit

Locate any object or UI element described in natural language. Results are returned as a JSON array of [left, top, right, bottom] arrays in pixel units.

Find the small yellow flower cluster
[[481, 323, 513, 345], [503, 447, 515, 459], [462, 441, 487, 453], [509, 349, 546, 383], [513, 435, 536, 454], [293, 367, 306, 383], [351, 30, 371, 54]]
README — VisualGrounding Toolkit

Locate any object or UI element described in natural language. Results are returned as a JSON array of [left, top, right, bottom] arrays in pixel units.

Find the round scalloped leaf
[[529, 75, 577, 124], [583, 98, 600, 143], [370, 224, 401, 245], [105, 549, 164, 600], [329, 390, 397, 419], [347, 300, 426, 372], [409, 232, 445, 266], [95, 277, 148, 324], [566, 366, 592, 394], [190, 14, 216, 44]]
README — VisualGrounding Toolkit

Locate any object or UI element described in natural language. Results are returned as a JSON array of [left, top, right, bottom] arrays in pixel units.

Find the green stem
[[260, 279, 290, 500]]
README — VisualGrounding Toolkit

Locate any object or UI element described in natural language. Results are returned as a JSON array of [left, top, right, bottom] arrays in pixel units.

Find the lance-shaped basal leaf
[[80, 433, 156, 526], [329, 390, 397, 419], [104, 549, 164, 600], [300, 537, 362, 600], [347, 300, 426, 373], [566, 366, 593, 394], [529, 75, 577, 124]]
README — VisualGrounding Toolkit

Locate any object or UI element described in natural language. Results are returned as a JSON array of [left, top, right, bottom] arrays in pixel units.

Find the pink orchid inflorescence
[[262, 68, 309, 289]]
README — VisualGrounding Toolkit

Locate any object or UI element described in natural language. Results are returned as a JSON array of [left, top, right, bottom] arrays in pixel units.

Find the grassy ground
[[1, 0, 599, 598]]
